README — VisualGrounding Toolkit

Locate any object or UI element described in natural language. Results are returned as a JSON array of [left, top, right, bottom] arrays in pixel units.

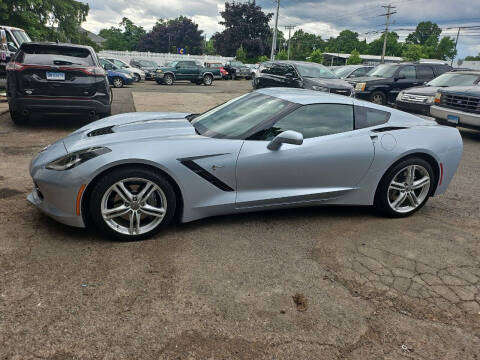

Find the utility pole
[[284, 25, 296, 60], [379, 4, 396, 64], [451, 27, 461, 66], [270, 0, 280, 61]]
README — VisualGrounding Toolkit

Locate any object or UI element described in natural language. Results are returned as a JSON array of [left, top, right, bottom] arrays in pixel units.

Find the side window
[[398, 65, 416, 79], [351, 68, 367, 77], [354, 106, 391, 129], [261, 63, 273, 74], [436, 65, 452, 75], [270, 64, 290, 76], [260, 104, 354, 140], [417, 65, 434, 79]]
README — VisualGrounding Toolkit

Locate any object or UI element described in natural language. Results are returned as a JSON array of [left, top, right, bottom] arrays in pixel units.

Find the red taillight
[[6, 62, 25, 71], [72, 66, 105, 76]]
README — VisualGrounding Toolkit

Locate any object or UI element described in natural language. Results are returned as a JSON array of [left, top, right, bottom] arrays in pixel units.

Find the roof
[[257, 87, 353, 105], [78, 27, 106, 45], [0, 25, 26, 31], [322, 53, 403, 61], [21, 42, 94, 50]]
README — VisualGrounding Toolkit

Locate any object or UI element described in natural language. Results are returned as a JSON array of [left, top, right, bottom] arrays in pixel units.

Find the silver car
[[28, 88, 463, 240]]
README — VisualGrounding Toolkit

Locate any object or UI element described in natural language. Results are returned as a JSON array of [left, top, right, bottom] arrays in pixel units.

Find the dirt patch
[[292, 293, 308, 312], [0, 187, 22, 199], [2, 145, 40, 155]]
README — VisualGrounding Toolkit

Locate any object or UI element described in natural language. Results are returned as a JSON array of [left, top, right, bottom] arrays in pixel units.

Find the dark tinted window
[[351, 67, 369, 77], [260, 104, 354, 140], [270, 64, 296, 76], [417, 65, 434, 79], [18, 45, 94, 66], [355, 106, 391, 129], [398, 65, 416, 79], [435, 64, 452, 75]]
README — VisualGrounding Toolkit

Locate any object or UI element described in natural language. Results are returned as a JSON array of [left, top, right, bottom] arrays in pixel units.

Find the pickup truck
[[155, 60, 214, 86]]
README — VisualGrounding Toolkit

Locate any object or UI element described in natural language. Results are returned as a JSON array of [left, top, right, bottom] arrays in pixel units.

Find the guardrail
[[98, 50, 234, 66]]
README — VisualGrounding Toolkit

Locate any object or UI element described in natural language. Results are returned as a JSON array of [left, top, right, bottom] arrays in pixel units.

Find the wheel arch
[[81, 162, 184, 227]]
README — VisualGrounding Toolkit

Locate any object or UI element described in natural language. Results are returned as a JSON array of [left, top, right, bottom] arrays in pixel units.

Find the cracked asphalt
[[0, 80, 479, 359]]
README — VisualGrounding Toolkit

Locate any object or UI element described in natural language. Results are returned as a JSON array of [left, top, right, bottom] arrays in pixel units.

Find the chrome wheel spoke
[[138, 183, 155, 202], [392, 192, 408, 209], [407, 192, 419, 206], [102, 204, 129, 219], [115, 182, 133, 202], [412, 176, 430, 190], [135, 211, 141, 234], [406, 165, 416, 185], [129, 211, 135, 235], [390, 181, 406, 192], [140, 204, 165, 218]]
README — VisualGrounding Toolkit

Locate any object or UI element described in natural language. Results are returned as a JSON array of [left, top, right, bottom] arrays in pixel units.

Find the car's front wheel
[[134, 73, 141, 82], [203, 74, 213, 86], [89, 167, 176, 241], [112, 77, 124, 88], [375, 157, 434, 218], [10, 110, 30, 125], [163, 74, 174, 85], [370, 91, 386, 105]]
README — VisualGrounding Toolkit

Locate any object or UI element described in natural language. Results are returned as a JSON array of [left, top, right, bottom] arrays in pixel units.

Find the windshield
[[295, 63, 337, 79], [191, 92, 291, 138], [165, 61, 178, 67], [427, 73, 480, 87], [113, 59, 128, 68], [139, 60, 157, 67], [230, 61, 244, 66], [333, 66, 355, 78], [19, 45, 95, 66], [12, 30, 31, 45], [368, 64, 399, 78]]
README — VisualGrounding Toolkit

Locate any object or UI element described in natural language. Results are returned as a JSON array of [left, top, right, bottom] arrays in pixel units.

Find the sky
[[80, 0, 480, 59]]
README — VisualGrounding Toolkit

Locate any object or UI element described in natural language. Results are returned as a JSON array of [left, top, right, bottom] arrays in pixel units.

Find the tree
[[432, 36, 456, 60], [138, 16, 204, 54], [99, 18, 146, 51], [327, 30, 366, 54], [204, 39, 216, 55], [212, 1, 273, 58], [277, 49, 288, 60], [235, 46, 247, 63], [289, 29, 325, 61], [465, 53, 480, 61], [406, 21, 441, 45], [308, 49, 324, 64], [402, 44, 426, 61], [347, 49, 362, 64], [0, 0, 90, 43], [367, 32, 403, 57]]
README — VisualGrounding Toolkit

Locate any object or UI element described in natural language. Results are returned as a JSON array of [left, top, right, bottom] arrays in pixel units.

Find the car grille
[[401, 93, 429, 103], [331, 89, 352, 97], [441, 93, 480, 114]]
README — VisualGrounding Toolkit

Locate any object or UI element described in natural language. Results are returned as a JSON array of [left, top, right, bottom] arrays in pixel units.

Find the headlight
[[426, 96, 435, 104], [46, 147, 111, 171], [396, 91, 405, 101], [156, 69, 163, 73], [355, 82, 366, 92], [434, 92, 442, 104], [312, 85, 330, 92]]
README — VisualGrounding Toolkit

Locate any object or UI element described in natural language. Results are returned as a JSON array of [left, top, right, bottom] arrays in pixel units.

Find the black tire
[[97, 111, 112, 119], [369, 91, 387, 105], [203, 74, 213, 86], [134, 73, 141, 82], [231, 72, 236, 80], [10, 110, 29, 125], [112, 77, 124, 88], [89, 167, 177, 241], [246, 76, 252, 80], [163, 74, 174, 85], [374, 157, 434, 218]]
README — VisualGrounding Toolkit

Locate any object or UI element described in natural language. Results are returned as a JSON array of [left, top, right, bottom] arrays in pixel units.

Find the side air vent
[[180, 160, 234, 192], [373, 127, 407, 133], [87, 126, 114, 137]]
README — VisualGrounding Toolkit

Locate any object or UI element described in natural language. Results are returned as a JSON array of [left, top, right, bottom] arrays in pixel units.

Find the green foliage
[[0, 0, 89, 43], [138, 16, 204, 54], [99, 18, 146, 51], [308, 49, 324, 64], [289, 29, 324, 61], [347, 49, 362, 65], [212, 1, 273, 58], [465, 53, 480, 61], [235, 46, 247, 63], [277, 49, 288, 60], [406, 21, 441, 45], [204, 39, 216, 55], [402, 44, 426, 61], [257, 55, 269, 62], [367, 32, 403, 57]]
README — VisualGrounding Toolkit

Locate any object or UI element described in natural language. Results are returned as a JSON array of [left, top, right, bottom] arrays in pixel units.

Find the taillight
[[5, 62, 25, 71], [80, 66, 105, 76]]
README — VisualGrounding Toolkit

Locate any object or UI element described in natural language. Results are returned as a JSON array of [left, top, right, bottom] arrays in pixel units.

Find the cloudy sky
[[80, 0, 480, 58]]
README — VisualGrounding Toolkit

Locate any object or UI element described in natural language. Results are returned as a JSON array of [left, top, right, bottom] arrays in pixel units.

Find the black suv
[[349, 62, 452, 105], [253, 61, 354, 97], [6, 42, 112, 125]]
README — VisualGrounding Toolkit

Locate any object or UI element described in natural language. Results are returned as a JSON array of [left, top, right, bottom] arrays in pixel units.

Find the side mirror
[[267, 130, 303, 150]]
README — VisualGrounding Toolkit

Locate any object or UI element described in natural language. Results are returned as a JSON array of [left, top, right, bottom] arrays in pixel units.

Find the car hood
[[62, 112, 194, 153], [439, 86, 480, 96], [348, 76, 389, 84], [304, 77, 353, 89], [403, 86, 440, 96]]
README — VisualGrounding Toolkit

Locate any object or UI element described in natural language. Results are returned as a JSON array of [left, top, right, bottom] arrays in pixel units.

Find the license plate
[[447, 115, 459, 124], [46, 72, 65, 81]]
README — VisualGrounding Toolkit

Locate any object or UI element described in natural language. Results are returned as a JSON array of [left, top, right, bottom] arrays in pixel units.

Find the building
[[322, 52, 403, 66], [78, 27, 106, 48]]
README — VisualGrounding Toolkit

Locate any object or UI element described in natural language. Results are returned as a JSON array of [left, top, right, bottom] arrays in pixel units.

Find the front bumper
[[395, 100, 430, 115], [9, 96, 111, 115], [354, 91, 371, 101], [430, 105, 480, 129]]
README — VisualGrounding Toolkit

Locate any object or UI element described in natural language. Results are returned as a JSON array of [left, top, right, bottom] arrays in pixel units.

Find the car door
[[416, 65, 435, 84], [235, 102, 375, 208], [390, 65, 419, 102]]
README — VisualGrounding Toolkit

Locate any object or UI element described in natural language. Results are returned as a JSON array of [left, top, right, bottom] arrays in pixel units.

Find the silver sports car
[[28, 88, 463, 240]]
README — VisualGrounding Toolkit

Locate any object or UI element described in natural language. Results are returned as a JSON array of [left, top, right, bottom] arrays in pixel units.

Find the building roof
[[78, 27, 105, 45], [322, 53, 403, 61]]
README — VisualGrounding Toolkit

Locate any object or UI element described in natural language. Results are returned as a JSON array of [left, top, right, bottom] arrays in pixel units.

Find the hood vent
[[87, 126, 115, 137], [373, 126, 407, 133]]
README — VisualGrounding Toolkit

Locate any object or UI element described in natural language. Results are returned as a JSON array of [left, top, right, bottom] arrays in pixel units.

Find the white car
[[106, 57, 146, 82]]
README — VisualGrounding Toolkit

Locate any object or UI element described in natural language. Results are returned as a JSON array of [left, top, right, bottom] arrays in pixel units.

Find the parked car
[[332, 65, 374, 79], [0, 25, 31, 57], [430, 86, 480, 130], [105, 57, 145, 82], [253, 61, 354, 97], [224, 60, 251, 79], [396, 70, 480, 114], [129, 59, 158, 80], [349, 62, 452, 105], [6, 42, 111, 124], [27, 88, 463, 240], [99, 58, 134, 88], [155, 60, 214, 86], [204, 62, 228, 79]]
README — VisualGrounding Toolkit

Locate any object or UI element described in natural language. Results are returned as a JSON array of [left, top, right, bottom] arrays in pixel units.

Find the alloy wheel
[[387, 165, 431, 214], [113, 78, 123, 88], [372, 94, 384, 105], [101, 178, 167, 235]]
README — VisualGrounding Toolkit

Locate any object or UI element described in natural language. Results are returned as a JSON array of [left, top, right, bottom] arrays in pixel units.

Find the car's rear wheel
[[163, 74, 174, 85], [375, 157, 434, 218], [203, 74, 213, 86], [134, 73, 141, 82], [89, 167, 176, 241], [113, 77, 124, 88], [10, 110, 30, 125], [370, 91, 386, 105]]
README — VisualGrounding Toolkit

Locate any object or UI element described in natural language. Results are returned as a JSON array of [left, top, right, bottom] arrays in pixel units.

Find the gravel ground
[[0, 80, 480, 359]]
